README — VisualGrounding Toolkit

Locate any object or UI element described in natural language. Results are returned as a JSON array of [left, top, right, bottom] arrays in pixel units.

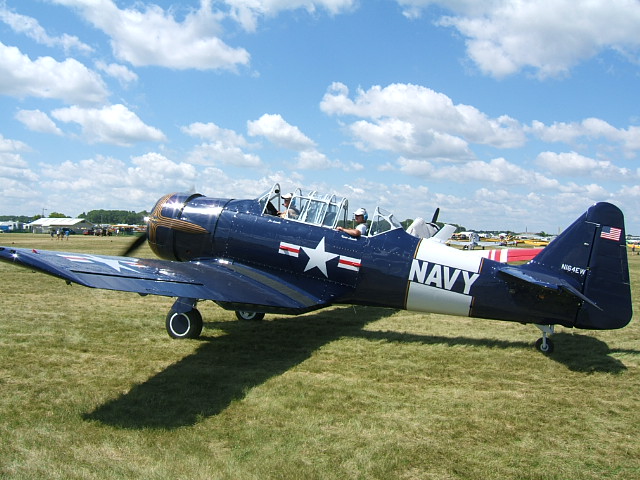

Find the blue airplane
[[0, 183, 632, 353]]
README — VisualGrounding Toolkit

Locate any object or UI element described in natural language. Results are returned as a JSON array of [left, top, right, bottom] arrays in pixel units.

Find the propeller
[[122, 232, 148, 257], [431, 207, 440, 224]]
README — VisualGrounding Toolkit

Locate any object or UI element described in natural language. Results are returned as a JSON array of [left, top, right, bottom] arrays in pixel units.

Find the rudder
[[525, 202, 632, 330]]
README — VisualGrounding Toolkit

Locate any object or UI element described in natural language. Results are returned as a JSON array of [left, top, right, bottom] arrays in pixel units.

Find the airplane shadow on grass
[[84, 307, 632, 430]]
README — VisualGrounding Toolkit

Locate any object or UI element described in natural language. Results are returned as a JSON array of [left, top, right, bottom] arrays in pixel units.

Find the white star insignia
[[85, 255, 140, 273], [302, 238, 338, 277]]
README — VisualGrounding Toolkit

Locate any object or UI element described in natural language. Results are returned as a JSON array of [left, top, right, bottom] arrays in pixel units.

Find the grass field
[[0, 233, 638, 479]]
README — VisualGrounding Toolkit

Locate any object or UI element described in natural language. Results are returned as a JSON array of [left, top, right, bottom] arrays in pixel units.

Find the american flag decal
[[600, 226, 622, 241]]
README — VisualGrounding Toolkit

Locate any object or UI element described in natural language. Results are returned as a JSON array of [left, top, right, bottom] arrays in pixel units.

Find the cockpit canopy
[[258, 183, 403, 236]]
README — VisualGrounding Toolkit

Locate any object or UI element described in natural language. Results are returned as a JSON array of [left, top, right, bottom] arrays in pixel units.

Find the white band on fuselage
[[405, 240, 484, 316]]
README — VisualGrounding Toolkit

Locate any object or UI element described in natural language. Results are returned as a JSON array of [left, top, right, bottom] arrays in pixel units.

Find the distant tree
[[81, 209, 147, 225], [49, 212, 69, 218], [0, 215, 35, 223]]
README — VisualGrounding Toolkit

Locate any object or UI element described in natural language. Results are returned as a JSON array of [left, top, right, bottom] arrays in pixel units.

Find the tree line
[[79, 210, 149, 225], [0, 210, 148, 225]]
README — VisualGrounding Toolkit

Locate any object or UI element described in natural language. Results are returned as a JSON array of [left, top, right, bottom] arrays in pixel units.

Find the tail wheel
[[235, 311, 265, 321], [166, 308, 203, 339], [535, 337, 554, 354]]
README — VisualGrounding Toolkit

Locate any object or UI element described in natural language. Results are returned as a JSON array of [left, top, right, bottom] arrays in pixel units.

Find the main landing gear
[[165, 298, 266, 339], [165, 297, 203, 339], [534, 324, 555, 354], [235, 311, 265, 321], [166, 308, 203, 339]]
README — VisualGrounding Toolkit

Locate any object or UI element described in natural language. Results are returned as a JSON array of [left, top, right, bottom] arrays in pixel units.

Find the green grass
[[1, 233, 639, 479]]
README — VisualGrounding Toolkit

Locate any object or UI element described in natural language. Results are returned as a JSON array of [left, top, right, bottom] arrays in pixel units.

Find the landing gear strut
[[534, 324, 555, 354]]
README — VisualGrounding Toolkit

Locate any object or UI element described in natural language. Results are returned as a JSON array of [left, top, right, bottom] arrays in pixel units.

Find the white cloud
[[15, 110, 63, 135], [530, 119, 640, 155], [0, 133, 29, 153], [536, 151, 631, 179], [398, 156, 559, 189], [183, 122, 249, 147], [0, 3, 93, 54], [95, 61, 138, 87], [128, 152, 199, 188], [50, 104, 166, 146], [52, 0, 249, 71], [321, 82, 525, 160], [295, 149, 338, 170], [0, 134, 38, 201], [400, 0, 640, 78], [183, 121, 261, 168], [225, 0, 357, 31], [188, 143, 262, 168], [0, 41, 108, 104], [248, 113, 317, 150], [247, 113, 353, 170], [38, 153, 200, 213]]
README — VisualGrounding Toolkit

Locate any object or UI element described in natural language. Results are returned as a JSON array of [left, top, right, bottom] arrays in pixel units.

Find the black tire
[[166, 308, 203, 339], [535, 337, 554, 354], [235, 311, 265, 321]]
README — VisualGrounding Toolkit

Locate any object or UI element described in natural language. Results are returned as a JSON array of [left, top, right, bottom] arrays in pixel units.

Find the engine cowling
[[147, 192, 229, 261]]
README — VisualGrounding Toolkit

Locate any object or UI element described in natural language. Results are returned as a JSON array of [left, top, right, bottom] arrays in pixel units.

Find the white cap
[[354, 208, 367, 216], [282, 193, 293, 200]]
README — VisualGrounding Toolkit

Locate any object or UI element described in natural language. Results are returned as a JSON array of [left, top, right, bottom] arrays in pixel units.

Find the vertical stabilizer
[[524, 202, 631, 330]]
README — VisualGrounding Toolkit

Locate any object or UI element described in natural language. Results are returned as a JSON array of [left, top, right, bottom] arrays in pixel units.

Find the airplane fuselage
[[145, 193, 594, 329]]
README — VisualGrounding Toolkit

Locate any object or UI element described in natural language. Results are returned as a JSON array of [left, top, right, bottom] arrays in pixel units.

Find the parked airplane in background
[[0, 184, 632, 354]]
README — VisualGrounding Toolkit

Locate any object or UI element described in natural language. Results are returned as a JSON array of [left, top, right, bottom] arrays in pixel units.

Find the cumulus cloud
[[248, 113, 317, 150], [247, 113, 354, 170], [321, 82, 525, 160], [0, 41, 108, 104], [398, 156, 559, 189], [188, 142, 262, 168], [0, 133, 29, 153], [529, 119, 640, 155], [397, 0, 640, 78], [51, 0, 249, 71], [0, 3, 93, 54], [225, 0, 357, 31], [536, 151, 631, 179], [95, 61, 138, 87], [50, 104, 166, 146], [38, 153, 200, 212], [15, 110, 63, 135], [183, 121, 250, 147], [183, 121, 261, 168], [0, 134, 38, 202]]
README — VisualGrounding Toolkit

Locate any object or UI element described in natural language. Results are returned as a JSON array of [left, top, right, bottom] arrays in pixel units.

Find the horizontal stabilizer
[[430, 224, 456, 243], [498, 266, 601, 310]]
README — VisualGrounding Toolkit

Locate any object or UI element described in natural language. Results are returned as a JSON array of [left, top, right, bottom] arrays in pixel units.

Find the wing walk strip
[[223, 261, 322, 307], [70, 269, 202, 285]]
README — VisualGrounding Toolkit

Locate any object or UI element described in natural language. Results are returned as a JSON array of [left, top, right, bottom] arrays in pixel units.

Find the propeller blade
[[431, 207, 440, 224], [122, 233, 148, 257]]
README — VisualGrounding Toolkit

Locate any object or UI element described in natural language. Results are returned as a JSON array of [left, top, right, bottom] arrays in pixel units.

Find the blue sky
[[1, 0, 639, 234]]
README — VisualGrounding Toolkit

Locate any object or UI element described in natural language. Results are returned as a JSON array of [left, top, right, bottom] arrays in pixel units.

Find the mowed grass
[[0, 233, 639, 479]]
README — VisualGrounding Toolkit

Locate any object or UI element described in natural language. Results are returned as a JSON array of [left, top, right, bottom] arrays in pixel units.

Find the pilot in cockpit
[[337, 208, 368, 237], [279, 193, 299, 219]]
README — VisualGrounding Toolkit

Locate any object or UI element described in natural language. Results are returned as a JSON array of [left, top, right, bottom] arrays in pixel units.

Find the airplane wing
[[0, 246, 327, 312]]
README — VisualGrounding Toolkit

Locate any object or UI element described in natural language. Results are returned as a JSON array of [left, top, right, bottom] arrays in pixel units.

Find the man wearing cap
[[337, 208, 368, 237], [279, 193, 299, 218]]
